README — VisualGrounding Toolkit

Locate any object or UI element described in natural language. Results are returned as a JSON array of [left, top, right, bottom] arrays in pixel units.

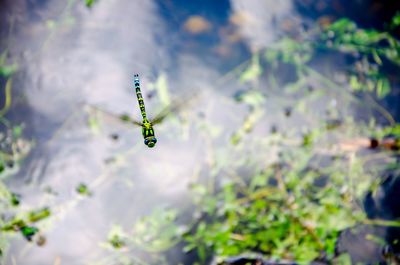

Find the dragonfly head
[[144, 137, 157, 148]]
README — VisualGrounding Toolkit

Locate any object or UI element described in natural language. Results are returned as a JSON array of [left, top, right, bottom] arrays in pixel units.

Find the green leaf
[[352, 30, 381, 46], [230, 132, 241, 145], [87, 115, 100, 134], [0, 64, 18, 77], [335, 253, 352, 265], [1, 218, 26, 231], [0, 78, 12, 117], [76, 183, 92, 196], [235, 90, 265, 107], [391, 12, 400, 28], [365, 234, 386, 246], [371, 49, 382, 65], [328, 18, 356, 33], [350, 75, 361, 91], [10, 192, 20, 206], [302, 132, 314, 147], [20, 226, 39, 241], [119, 114, 131, 122], [109, 234, 126, 249], [0, 50, 18, 77], [12, 125, 23, 138], [85, 0, 96, 7], [28, 208, 51, 223], [240, 53, 262, 83], [376, 78, 391, 98]]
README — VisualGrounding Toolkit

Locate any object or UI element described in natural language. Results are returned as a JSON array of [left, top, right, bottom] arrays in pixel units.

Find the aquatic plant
[[100, 13, 400, 264], [0, 49, 51, 261], [0, 4, 399, 265]]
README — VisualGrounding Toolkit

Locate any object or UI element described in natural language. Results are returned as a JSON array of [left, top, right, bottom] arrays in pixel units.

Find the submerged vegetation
[[0, 49, 52, 259], [0, 3, 400, 265], [97, 13, 400, 265]]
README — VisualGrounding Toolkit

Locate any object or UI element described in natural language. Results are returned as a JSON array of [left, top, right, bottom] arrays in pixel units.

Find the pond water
[[1, 0, 399, 264]]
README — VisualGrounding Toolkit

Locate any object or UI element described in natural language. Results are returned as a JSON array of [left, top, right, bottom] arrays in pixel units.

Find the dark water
[[0, 0, 399, 264]]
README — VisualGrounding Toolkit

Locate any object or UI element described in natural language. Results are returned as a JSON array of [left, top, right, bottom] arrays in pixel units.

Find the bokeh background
[[1, 0, 400, 264]]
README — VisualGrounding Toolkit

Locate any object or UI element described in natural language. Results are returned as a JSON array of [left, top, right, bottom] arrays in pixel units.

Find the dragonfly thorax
[[142, 119, 152, 128]]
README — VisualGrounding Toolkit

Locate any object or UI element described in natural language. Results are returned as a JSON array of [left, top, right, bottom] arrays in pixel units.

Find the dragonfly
[[88, 74, 194, 148], [132, 74, 158, 148]]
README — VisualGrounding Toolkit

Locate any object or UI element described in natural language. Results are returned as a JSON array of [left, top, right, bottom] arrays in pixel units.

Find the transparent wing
[[150, 104, 180, 125], [85, 104, 143, 127], [118, 113, 143, 127], [150, 92, 199, 125]]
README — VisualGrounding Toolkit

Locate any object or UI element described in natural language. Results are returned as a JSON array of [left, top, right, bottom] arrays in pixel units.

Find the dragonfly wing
[[150, 92, 199, 125], [118, 113, 143, 126], [87, 105, 143, 127], [150, 106, 174, 125], [132, 120, 143, 126]]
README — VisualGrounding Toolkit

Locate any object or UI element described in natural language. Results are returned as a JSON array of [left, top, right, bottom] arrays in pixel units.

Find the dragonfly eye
[[144, 137, 157, 148]]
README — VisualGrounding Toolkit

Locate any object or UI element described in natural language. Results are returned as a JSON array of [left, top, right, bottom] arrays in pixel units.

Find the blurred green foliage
[[0, 50, 48, 261], [391, 12, 400, 29], [76, 183, 92, 196], [130, 209, 182, 252], [181, 146, 370, 263], [320, 18, 399, 98], [1, 191, 51, 258], [101, 210, 184, 265], [102, 13, 400, 265], [0, 4, 399, 265], [0, 50, 18, 78], [262, 17, 400, 99], [84, 0, 96, 8]]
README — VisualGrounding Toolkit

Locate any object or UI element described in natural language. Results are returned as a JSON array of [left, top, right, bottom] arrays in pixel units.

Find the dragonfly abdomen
[[134, 74, 147, 119], [134, 74, 157, 148]]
